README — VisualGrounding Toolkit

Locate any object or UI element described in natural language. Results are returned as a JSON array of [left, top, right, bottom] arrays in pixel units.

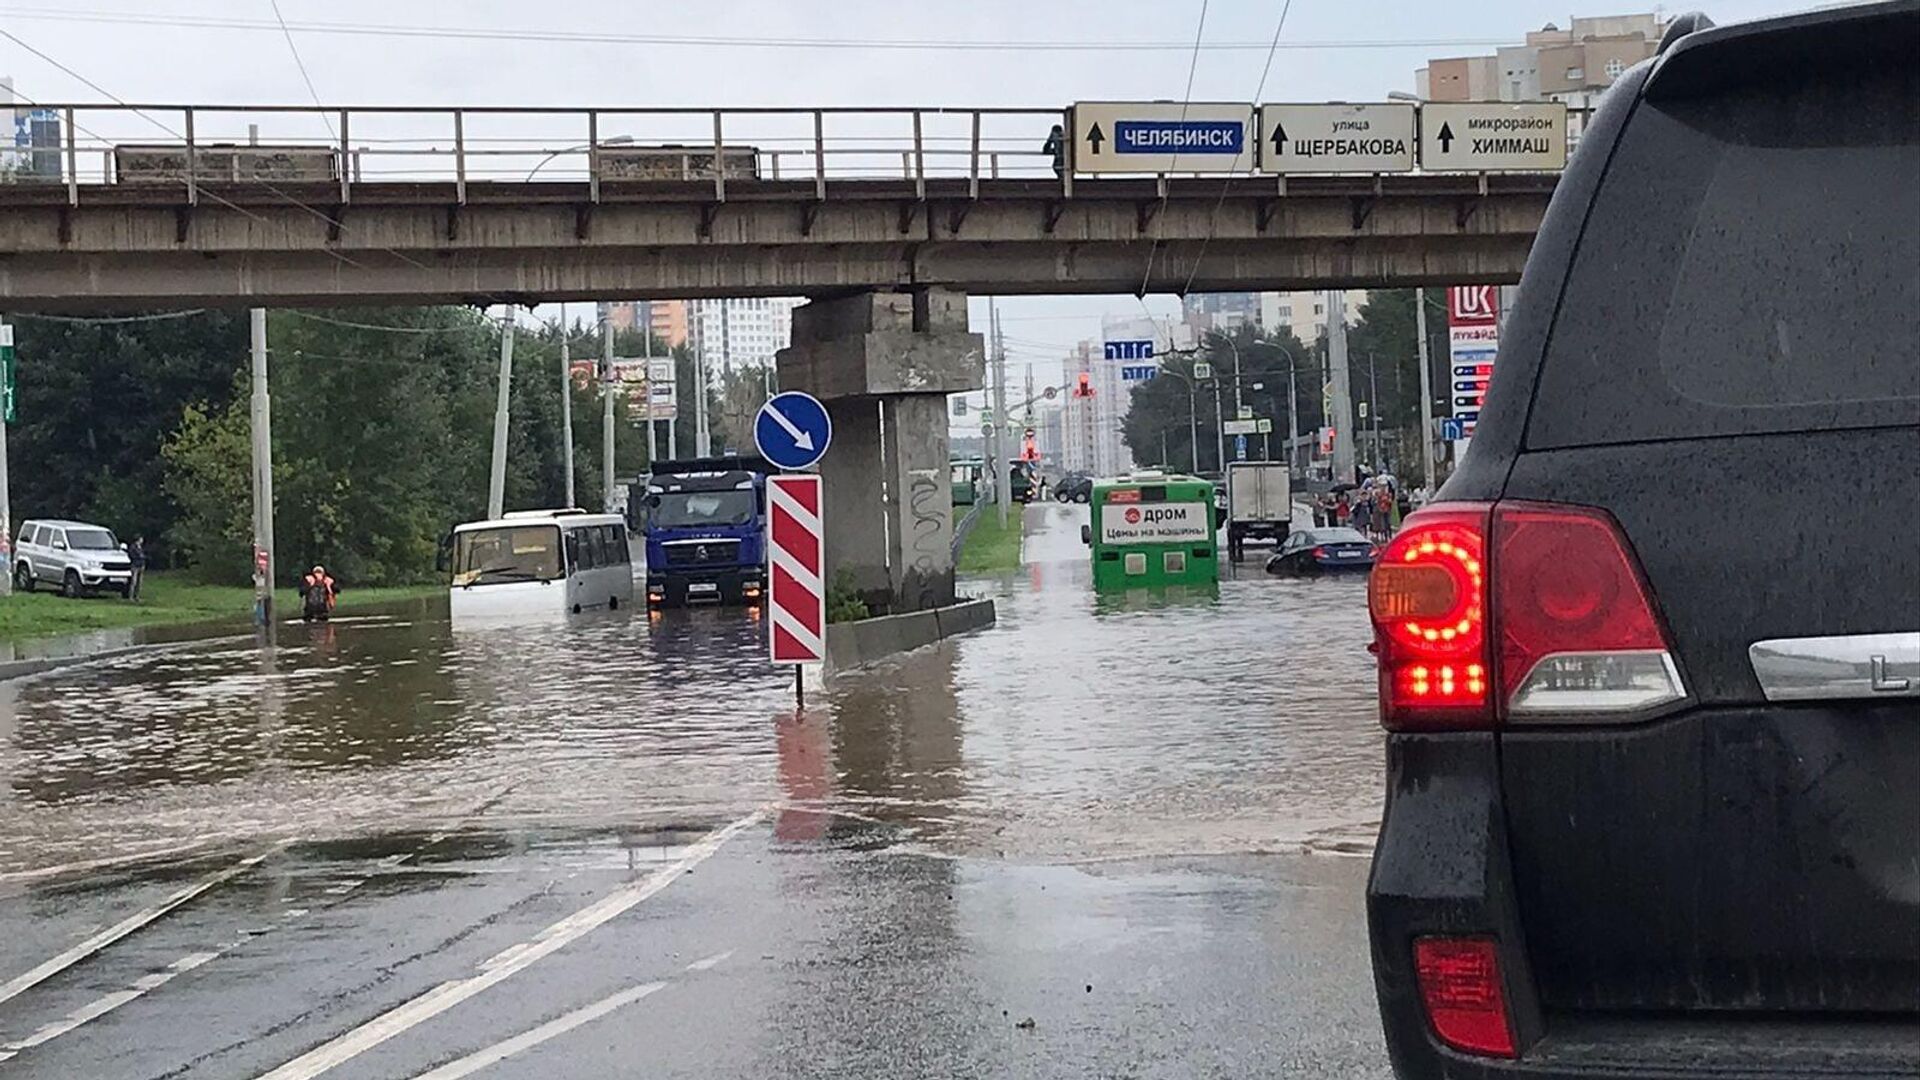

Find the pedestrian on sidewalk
[[127, 535, 147, 600]]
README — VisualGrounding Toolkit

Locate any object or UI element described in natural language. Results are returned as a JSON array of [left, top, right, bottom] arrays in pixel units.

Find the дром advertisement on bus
[[1098, 502, 1210, 545]]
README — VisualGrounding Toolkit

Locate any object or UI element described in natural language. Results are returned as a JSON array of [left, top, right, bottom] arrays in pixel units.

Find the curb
[[824, 597, 996, 673]]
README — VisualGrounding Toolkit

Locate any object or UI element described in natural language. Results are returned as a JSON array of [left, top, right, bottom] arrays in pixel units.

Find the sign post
[[1419, 102, 1568, 172], [1446, 285, 1501, 461], [1259, 103, 1415, 175], [756, 392, 833, 709], [754, 391, 833, 472], [767, 473, 827, 706], [1071, 102, 1255, 175]]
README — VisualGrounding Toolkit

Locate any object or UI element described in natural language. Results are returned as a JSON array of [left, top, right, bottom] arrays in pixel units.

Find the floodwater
[[0, 503, 1382, 878]]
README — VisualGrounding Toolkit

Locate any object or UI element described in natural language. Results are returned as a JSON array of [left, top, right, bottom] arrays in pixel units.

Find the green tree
[[8, 311, 248, 564], [158, 394, 253, 583], [1121, 325, 1319, 473]]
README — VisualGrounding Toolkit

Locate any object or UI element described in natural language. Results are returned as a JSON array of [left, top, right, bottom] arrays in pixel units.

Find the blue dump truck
[[634, 456, 769, 607]]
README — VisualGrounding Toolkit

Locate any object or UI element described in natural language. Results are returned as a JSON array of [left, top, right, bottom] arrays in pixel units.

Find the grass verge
[[955, 505, 1025, 573], [0, 571, 442, 644]]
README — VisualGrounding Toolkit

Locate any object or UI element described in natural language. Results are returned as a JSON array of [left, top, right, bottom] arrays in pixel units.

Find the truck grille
[[661, 539, 740, 569]]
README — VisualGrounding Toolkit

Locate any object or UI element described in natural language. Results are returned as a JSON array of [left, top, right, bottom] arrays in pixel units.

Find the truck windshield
[[651, 491, 756, 529], [451, 525, 562, 586]]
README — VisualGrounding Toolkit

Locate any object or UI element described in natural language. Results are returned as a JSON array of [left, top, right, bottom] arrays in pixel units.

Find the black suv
[[1366, 5, 1919, 1078]]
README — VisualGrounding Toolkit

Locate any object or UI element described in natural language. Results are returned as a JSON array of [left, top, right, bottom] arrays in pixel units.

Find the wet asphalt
[[0, 503, 1392, 1079]]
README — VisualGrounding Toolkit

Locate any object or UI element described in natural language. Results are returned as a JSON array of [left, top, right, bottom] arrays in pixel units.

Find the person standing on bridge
[[1043, 124, 1065, 178]]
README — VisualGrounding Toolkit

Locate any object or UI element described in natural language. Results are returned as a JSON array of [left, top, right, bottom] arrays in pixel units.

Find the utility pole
[[991, 301, 1011, 528], [1367, 351, 1383, 473], [1415, 286, 1436, 495], [487, 309, 514, 520], [1212, 377, 1225, 474], [1285, 364, 1299, 478], [643, 307, 658, 466], [1326, 289, 1357, 483], [694, 307, 712, 457], [250, 309, 276, 623], [601, 304, 616, 511], [0, 320, 14, 598], [560, 305, 576, 508]]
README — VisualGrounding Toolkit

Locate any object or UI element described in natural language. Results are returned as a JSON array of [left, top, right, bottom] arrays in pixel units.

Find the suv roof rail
[[1658, 11, 1716, 53]]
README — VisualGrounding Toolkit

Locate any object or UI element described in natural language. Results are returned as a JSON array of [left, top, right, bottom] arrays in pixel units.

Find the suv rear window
[[1527, 62, 1919, 448]]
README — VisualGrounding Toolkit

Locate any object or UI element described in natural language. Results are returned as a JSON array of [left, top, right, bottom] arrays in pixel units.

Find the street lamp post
[[1153, 367, 1204, 474], [1391, 89, 1441, 495], [526, 134, 634, 182]]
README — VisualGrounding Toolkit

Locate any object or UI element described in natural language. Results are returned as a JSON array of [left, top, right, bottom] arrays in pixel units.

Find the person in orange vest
[[300, 564, 338, 622]]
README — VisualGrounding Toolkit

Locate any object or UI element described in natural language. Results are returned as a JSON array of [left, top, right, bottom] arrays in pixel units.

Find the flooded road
[[0, 502, 1392, 1078], [2, 502, 1379, 878]]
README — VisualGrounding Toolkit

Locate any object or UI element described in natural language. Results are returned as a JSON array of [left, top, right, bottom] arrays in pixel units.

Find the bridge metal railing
[[3, 103, 1595, 208]]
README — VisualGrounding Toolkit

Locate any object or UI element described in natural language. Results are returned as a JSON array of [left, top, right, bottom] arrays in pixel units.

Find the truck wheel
[[62, 570, 83, 598], [14, 563, 33, 593]]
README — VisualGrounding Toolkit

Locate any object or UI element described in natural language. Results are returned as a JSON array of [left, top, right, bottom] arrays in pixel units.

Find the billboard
[[1447, 286, 1501, 443]]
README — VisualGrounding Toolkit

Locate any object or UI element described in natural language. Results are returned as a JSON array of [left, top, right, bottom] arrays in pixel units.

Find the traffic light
[[1073, 371, 1094, 398]]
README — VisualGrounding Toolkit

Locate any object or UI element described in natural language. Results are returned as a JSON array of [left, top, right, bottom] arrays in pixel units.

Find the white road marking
[[408, 947, 736, 1078], [0, 848, 278, 1007], [1, 951, 222, 1056], [685, 950, 733, 972], [255, 811, 763, 1080], [407, 981, 669, 1080]]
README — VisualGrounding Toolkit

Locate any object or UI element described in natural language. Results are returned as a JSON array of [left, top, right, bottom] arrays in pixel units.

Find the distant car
[[14, 519, 134, 598], [1053, 474, 1093, 503], [1265, 527, 1376, 576]]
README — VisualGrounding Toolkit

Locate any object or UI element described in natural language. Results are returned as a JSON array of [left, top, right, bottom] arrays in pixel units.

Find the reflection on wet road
[[0, 501, 1391, 1077], [2, 503, 1378, 876]]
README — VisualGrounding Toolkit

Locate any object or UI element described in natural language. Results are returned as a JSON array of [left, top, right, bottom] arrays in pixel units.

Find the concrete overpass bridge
[[0, 102, 1577, 614], [0, 104, 1568, 313]]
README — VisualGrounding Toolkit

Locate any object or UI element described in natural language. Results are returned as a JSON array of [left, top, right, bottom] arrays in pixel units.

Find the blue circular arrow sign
[[754, 391, 833, 471]]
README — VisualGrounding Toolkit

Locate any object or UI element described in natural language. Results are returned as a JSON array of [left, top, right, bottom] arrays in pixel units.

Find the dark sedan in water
[[1265, 527, 1377, 576]]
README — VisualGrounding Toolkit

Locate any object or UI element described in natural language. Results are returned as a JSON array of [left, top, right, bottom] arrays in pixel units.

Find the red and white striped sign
[[767, 473, 826, 665]]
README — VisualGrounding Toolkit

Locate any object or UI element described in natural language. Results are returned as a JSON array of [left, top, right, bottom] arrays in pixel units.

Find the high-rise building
[[1258, 290, 1367, 343], [597, 300, 690, 348], [1415, 13, 1668, 110], [687, 297, 803, 374], [1, 77, 61, 179], [1180, 293, 1261, 336]]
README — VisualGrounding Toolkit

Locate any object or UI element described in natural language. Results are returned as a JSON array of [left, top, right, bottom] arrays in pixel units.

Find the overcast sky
[[0, 0, 1823, 394]]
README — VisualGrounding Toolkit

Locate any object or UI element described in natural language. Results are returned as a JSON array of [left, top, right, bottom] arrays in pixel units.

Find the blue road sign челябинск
[[755, 391, 833, 471], [1114, 121, 1244, 155]]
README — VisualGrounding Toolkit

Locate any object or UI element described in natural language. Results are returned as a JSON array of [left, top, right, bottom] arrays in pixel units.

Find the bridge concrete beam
[[0, 178, 1550, 312], [776, 289, 983, 617], [0, 237, 1533, 313]]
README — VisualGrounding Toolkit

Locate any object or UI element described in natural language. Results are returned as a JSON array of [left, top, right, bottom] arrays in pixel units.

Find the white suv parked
[[14, 519, 134, 598]]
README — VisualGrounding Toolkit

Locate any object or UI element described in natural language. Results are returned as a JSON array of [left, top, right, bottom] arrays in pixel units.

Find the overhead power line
[[0, 7, 1511, 54], [268, 0, 337, 141]]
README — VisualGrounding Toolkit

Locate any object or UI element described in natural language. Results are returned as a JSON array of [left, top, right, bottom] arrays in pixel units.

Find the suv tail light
[[1368, 501, 1683, 730], [1368, 506, 1492, 728], [1414, 937, 1517, 1058], [1494, 503, 1684, 717]]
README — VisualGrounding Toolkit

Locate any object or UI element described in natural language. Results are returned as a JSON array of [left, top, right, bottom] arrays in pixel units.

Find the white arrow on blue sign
[[754, 391, 833, 471]]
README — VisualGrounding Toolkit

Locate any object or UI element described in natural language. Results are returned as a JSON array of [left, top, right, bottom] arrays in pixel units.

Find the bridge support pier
[[777, 288, 983, 616]]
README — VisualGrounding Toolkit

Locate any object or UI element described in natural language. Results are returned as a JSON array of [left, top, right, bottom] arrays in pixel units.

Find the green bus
[[950, 457, 984, 505], [1080, 471, 1220, 589]]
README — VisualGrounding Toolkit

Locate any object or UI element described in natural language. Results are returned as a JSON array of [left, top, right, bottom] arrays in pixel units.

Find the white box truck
[[1225, 462, 1291, 561]]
